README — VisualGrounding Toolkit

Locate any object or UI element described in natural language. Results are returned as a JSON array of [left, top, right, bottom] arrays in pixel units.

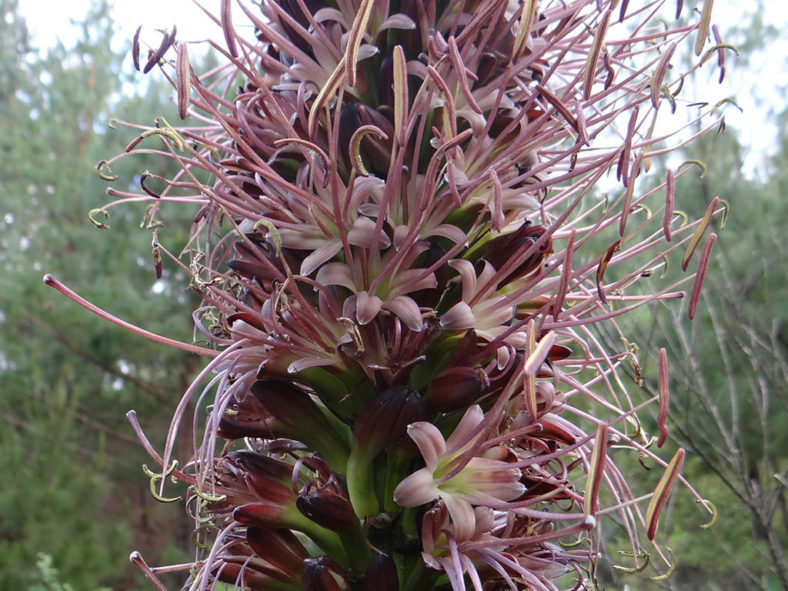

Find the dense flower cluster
[[51, 0, 729, 588]]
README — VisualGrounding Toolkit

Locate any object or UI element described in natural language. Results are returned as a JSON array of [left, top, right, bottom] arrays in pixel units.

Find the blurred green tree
[[599, 76, 788, 591], [0, 1, 201, 588], [588, 8, 787, 587]]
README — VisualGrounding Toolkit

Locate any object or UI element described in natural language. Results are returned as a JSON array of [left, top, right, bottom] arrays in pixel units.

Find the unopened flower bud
[[296, 487, 359, 531], [234, 501, 290, 527], [348, 386, 426, 516], [246, 526, 307, 578], [352, 385, 424, 454], [218, 390, 278, 440], [227, 451, 294, 507], [362, 552, 398, 591], [250, 380, 350, 468], [481, 222, 552, 286], [215, 561, 269, 590], [424, 366, 490, 412], [302, 556, 351, 591]]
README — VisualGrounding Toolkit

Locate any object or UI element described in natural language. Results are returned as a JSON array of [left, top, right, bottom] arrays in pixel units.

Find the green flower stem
[[401, 554, 439, 591], [346, 445, 381, 519], [407, 332, 462, 391], [336, 524, 372, 573], [383, 453, 412, 513], [315, 398, 353, 448], [306, 424, 351, 474], [284, 510, 350, 568], [400, 506, 420, 539], [296, 366, 373, 421]]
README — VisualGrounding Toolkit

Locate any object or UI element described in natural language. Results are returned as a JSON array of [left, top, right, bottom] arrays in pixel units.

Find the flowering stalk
[[53, 0, 734, 588]]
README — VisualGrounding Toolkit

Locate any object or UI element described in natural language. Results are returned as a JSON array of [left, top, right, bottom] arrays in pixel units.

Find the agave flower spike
[[64, 0, 734, 588]]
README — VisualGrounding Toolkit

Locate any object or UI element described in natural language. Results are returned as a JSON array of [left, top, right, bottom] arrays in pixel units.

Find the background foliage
[[0, 0, 784, 589]]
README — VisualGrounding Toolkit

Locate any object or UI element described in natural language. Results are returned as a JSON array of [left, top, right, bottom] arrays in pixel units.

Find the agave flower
[[46, 0, 732, 588], [394, 405, 525, 540]]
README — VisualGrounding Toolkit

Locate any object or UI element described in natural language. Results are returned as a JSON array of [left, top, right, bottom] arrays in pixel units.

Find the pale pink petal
[[442, 494, 476, 541], [300, 240, 342, 276], [348, 216, 391, 248], [357, 43, 379, 61], [349, 176, 386, 211], [392, 225, 409, 248], [429, 224, 467, 244], [391, 269, 437, 295], [461, 457, 524, 500], [278, 229, 329, 250], [496, 346, 511, 370], [448, 259, 477, 302], [313, 7, 346, 26], [382, 295, 423, 332], [406, 421, 446, 470], [477, 261, 498, 293], [446, 163, 470, 186], [472, 506, 495, 534], [445, 405, 485, 450], [378, 13, 416, 30], [357, 203, 380, 217], [393, 467, 439, 507], [440, 302, 476, 330], [316, 262, 356, 291], [287, 357, 337, 373], [474, 297, 515, 329], [505, 330, 528, 347], [502, 190, 540, 211], [356, 291, 383, 325]]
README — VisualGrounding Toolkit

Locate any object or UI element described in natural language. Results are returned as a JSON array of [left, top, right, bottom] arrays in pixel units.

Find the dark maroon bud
[[473, 53, 498, 90], [229, 450, 293, 482], [547, 343, 572, 361], [353, 385, 407, 450], [218, 392, 278, 440], [397, 0, 424, 57], [215, 561, 269, 590], [388, 388, 427, 456], [249, 381, 348, 465], [222, 551, 298, 584], [484, 222, 553, 286], [228, 248, 281, 285], [425, 366, 490, 412], [302, 556, 351, 591], [271, 0, 319, 54], [234, 501, 289, 526], [353, 386, 424, 454], [227, 451, 295, 505], [252, 380, 317, 429], [296, 487, 359, 531], [247, 527, 308, 576], [488, 114, 520, 145], [362, 552, 398, 591]]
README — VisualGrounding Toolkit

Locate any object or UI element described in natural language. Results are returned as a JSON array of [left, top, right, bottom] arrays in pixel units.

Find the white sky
[[19, 0, 220, 47], [16, 0, 788, 180]]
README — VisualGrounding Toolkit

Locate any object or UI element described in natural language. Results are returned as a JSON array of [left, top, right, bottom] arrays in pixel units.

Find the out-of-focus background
[[0, 0, 785, 589]]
